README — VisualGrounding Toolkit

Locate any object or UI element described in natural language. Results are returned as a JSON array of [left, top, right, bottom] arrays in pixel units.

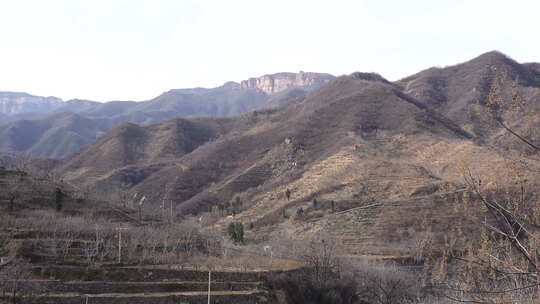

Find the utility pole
[[160, 199, 165, 221], [207, 270, 211, 304], [117, 227, 127, 264], [264, 245, 273, 270], [170, 200, 173, 224], [138, 196, 146, 221], [269, 249, 273, 270]]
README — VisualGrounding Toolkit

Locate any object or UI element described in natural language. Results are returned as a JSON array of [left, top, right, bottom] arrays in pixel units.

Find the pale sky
[[1, 0, 539, 102]]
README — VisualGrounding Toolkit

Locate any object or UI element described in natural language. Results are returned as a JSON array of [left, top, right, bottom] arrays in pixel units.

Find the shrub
[[227, 222, 244, 244], [268, 272, 358, 304], [353, 261, 419, 304]]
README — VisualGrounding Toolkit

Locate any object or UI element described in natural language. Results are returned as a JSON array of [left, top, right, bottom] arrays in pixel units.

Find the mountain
[[53, 99, 101, 113], [0, 72, 334, 158], [0, 91, 64, 115], [51, 51, 540, 257], [58, 70, 473, 200], [240, 71, 335, 94], [128, 83, 268, 118], [397, 50, 540, 149], [0, 112, 114, 158], [74, 72, 334, 119], [0, 113, 8, 125], [1, 72, 334, 119]]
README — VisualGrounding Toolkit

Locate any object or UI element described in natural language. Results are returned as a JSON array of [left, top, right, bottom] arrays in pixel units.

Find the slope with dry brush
[[19, 52, 540, 291]]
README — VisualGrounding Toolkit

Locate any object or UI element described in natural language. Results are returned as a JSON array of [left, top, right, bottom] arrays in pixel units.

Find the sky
[[0, 0, 539, 102]]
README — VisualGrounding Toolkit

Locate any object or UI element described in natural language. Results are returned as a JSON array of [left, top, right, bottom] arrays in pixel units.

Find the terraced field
[[0, 226, 298, 304], [0, 233, 295, 304], [12, 266, 271, 304], [1, 254, 295, 304]]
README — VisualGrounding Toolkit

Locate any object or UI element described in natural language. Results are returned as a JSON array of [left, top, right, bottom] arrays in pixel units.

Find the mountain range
[[42, 51, 540, 256], [0, 91, 64, 116], [0, 72, 334, 157]]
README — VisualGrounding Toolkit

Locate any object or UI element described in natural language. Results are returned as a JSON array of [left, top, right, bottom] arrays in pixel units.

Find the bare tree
[[3, 173, 25, 212], [353, 261, 419, 304], [433, 70, 540, 303], [300, 237, 342, 288]]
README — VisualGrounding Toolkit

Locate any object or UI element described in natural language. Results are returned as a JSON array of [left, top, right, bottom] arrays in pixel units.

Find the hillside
[[0, 113, 114, 158], [0, 72, 334, 158], [0, 113, 7, 125], [2, 51, 540, 304], [51, 51, 540, 258], [397, 51, 540, 148], [0, 166, 300, 304]]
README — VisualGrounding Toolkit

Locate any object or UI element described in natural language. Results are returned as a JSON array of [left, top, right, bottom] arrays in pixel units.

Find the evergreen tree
[[227, 222, 244, 244]]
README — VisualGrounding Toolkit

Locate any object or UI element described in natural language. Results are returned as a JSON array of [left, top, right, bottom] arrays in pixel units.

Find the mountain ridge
[[0, 91, 64, 115], [48, 51, 540, 256], [0, 72, 335, 158], [0, 71, 334, 117]]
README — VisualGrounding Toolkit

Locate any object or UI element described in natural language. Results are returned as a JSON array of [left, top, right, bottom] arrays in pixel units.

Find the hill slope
[[0, 113, 114, 158], [397, 51, 540, 147], [54, 70, 485, 256], [37, 52, 540, 257]]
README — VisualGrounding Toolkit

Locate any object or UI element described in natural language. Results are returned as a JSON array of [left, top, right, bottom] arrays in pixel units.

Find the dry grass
[[38, 290, 259, 297], [127, 255, 303, 272]]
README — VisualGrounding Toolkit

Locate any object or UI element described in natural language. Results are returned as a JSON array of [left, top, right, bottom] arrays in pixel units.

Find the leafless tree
[[434, 70, 540, 303], [3, 173, 25, 212], [353, 261, 419, 304], [300, 236, 342, 288]]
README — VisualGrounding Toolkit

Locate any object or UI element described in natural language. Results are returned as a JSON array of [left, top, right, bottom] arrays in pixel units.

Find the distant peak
[[221, 81, 240, 89], [477, 50, 507, 58], [118, 121, 140, 128], [0, 91, 32, 98], [65, 98, 97, 103], [0, 91, 64, 115], [349, 72, 390, 84], [469, 50, 516, 66], [239, 71, 334, 94]]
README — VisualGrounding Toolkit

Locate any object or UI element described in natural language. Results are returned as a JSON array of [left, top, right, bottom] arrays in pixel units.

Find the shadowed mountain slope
[[0, 113, 114, 158], [56, 72, 471, 214]]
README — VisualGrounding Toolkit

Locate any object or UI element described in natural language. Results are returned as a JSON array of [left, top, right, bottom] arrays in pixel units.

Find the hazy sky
[[1, 0, 539, 102]]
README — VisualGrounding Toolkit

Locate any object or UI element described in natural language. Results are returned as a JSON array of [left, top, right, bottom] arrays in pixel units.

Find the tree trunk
[[11, 283, 17, 304]]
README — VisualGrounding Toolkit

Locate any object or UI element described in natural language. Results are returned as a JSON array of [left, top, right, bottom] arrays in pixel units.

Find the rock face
[[0, 92, 63, 115], [240, 72, 334, 94]]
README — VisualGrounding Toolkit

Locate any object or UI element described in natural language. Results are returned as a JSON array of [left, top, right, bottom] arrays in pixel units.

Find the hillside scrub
[[267, 236, 421, 304], [423, 70, 540, 303], [268, 258, 421, 304]]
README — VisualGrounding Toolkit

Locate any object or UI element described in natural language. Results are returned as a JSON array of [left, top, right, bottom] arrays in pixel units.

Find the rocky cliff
[[0, 92, 64, 115], [240, 72, 334, 94]]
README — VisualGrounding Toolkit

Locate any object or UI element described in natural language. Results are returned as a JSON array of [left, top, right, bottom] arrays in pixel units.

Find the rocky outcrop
[[240, 72, 334, 94], [0, 92, 63, 115]]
